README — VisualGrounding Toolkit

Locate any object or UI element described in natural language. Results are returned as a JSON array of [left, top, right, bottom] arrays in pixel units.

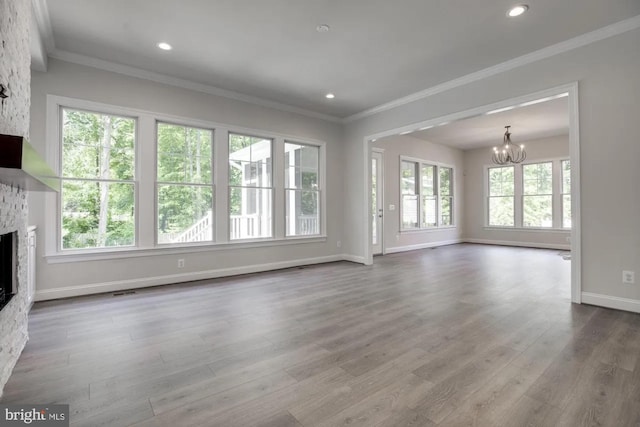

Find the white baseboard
[[35, 254, 346, 301], [581, 292, 640, 314], [385, 239, 463, 254], [341, 254, 367, 264], [463, 238, 570, 251]]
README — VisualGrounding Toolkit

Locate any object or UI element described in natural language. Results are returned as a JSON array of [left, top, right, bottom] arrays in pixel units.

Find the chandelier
[[492, 126, 526, 165]]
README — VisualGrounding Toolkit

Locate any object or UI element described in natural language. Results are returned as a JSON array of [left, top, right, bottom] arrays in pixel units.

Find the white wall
[[343, 27, 640, 309], [464, 134, 570, 249], [29, 58, 345, 300], [372, 135, 464, 252]]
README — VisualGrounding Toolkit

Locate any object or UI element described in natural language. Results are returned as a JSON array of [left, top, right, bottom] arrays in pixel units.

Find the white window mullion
[[273, 137, 285, 239], [552, 159, 562, 229], [137, 114, 155, 249], [215, 127, 229, 243], [514, 164, 523, 228]]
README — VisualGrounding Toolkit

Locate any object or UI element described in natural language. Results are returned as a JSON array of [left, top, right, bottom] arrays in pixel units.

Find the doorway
[[371, 149, 384, 255], [363, 83, 580, 303]]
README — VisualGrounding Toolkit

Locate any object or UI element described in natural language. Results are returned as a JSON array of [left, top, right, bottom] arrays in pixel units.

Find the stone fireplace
[[0, 0, 32, 396]]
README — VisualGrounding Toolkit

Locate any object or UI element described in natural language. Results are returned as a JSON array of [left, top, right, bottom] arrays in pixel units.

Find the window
[[486, 159, 571, 229], [50, 96, 326, 257], [60, 108, 136, 249], [439, 167, 453, 226], [401, 161, 419, 229], [156, 123, 213, 244], [488, 166, 515, 226], [421, 165, 437, 228], [285, 142, 320, 236], [562, 160, 571, 228], [522, 162, 553, 228], [229, 133, 273, 240], [400, 158, 454, 230]]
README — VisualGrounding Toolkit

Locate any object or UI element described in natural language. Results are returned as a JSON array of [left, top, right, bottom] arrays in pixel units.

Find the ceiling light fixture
[[399, 130, 413, 135], [325, 93, 335, 99], [492, 125, 526, 165], [157, 42, 172, 51], [316, 24, 330, 33], [508, 4, 529, 17]]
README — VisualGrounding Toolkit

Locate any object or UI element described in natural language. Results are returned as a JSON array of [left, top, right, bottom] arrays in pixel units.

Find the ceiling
[[406, 96, 569, 150], [37, 0, 640, 119]]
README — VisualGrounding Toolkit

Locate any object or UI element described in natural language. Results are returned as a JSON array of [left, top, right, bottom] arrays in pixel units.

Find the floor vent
[[113, 290, 136, 296]]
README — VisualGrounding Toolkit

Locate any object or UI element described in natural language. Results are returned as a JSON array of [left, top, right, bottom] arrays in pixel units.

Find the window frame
[[487, 165, 515, 227], [58, 106, 139, 252], [484, 157, 571, 231], [284, 141, 322, 237], [399, 156, 456, 232], [561, 159, 571, 229], [228, 132, 275, 241], [45, 95, 327, 262], [522, 161, 554, 228], [155, 120, 215, 246]]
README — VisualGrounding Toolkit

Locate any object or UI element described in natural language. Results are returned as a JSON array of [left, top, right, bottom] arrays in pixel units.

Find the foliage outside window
[[487, 160, 571, 229], [285, 142, 320, 236], [61, 108, 135, 249], [488, 166, 515, 226], [562, 160, 571, 228], [229, 134, 273, 240], [523, 162, 553, 228], [157, 123, 213, 244], [401, 159, 454, 230], [439, 167, 453, 226]]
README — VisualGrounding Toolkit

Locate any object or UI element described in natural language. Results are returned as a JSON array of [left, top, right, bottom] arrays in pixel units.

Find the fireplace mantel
[[0, 134, 59, 192]]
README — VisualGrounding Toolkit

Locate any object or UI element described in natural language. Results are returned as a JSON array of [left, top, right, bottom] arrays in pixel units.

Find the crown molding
[[31, 0, 55, 51], [47, 50, 342, 123], [344, 14, 640, 123]]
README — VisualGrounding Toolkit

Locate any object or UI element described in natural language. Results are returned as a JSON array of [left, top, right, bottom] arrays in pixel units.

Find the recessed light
[[157, 42, 172, 51], [325, 93, 335, 99], [508, 5, 529, 17], [316, 24, 330, 33], [399, 130, 413, 135]]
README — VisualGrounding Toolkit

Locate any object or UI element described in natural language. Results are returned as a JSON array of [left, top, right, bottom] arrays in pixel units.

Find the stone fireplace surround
[[0, 184, 29, 395]]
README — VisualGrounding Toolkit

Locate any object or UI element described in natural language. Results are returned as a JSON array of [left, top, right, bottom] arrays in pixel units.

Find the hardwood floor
[[3, 243, 640, 426]]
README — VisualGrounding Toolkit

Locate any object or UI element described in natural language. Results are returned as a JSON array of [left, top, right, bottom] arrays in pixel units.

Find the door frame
[[362, 82, 581, 304], [371, 148, 385, 255]]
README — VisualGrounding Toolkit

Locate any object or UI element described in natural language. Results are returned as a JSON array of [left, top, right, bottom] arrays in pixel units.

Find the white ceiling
[[406, 96, 569, 150], [37, 0, 640, 119]]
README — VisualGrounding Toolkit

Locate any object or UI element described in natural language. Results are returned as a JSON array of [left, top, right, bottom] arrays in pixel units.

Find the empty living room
[[1, 0, 640, 426]]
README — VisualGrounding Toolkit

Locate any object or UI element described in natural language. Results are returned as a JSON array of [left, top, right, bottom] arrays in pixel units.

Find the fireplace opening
[[0, 231, 17, 310]]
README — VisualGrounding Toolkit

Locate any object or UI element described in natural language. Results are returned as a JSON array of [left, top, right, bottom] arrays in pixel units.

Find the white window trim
[[44, 95, 327, 260], [155, 121, 216, 246], [227, 132, 275, 241], [483, 157, 571, 231], [399, 155, 456, 232], [283, 140, 323, 238]]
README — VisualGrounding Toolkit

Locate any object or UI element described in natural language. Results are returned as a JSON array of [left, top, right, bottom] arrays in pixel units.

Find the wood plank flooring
[[2, 243, 640, 426]]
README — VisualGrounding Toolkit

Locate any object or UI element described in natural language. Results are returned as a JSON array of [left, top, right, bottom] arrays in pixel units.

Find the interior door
[[372, 150, 384, 255]]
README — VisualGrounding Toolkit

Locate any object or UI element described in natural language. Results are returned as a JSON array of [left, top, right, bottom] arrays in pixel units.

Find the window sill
[[400, 226, 457, 234], [483, 226, 570, 233], [46, 235, 327, 264]]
